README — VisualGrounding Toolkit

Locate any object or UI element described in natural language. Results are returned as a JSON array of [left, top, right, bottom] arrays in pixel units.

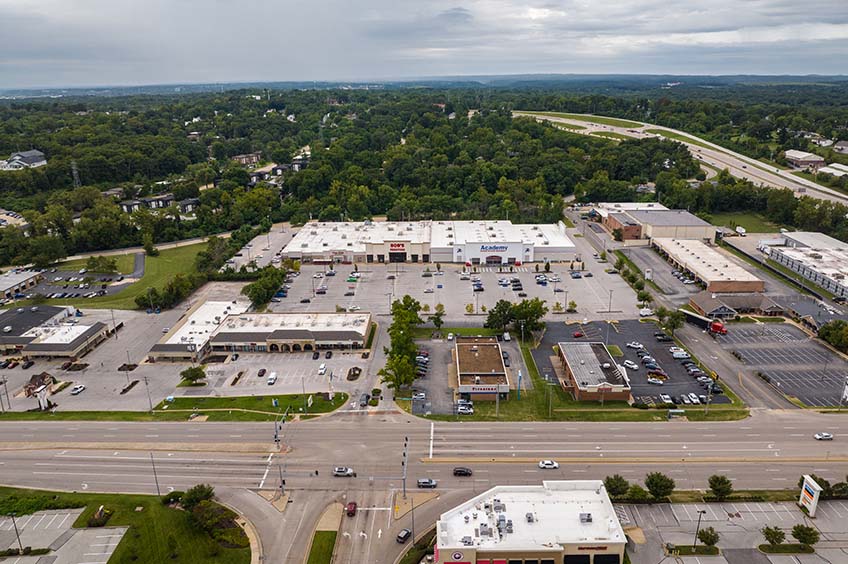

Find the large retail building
[[434, 480, 626, 564], [282, 220, 575, 265], [0, 305, 109, 358], [149, 301, 372, 362]]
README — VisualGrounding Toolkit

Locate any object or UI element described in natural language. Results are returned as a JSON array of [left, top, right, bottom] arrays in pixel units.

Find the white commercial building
[[282, 220, 575, 265], [148, 300, 372, 362], [784, 149, 825, 169], [763, 232, 848, 299], [819, 163, 848, 178], [430, 220, 574, 265], [591, 202, 668, 220], [434, 480, 626, 564], [0, 270, 42, 299], [653, 238, 764, 293]]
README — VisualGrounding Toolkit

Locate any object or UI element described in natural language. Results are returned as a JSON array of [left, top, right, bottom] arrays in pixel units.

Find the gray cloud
[[0, 0, 846, 88]]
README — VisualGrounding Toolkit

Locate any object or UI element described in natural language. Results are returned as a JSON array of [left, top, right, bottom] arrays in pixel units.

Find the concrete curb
[[218, 499, 263, 564], [421, 456, 848, 464], [303, 502, 343, 564]]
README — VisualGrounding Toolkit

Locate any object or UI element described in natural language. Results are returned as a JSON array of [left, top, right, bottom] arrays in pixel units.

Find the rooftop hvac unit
[[310, 230, 317, 235], [493, 501, 506, 512], [461, 536, 473, 546], [526, 513, 535, 523], [341, 234, 346, 239], [332, 226, 338, 231], [580, 513, 593, 523]]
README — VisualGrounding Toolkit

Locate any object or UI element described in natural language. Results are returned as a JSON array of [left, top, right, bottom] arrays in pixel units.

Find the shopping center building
[[434, 480, 626, 564], [148, 301, 372, 362], [282, 220, 575, 265]]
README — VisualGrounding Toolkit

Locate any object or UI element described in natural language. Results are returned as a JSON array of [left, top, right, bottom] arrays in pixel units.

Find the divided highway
[[515, 111, 848, 204]]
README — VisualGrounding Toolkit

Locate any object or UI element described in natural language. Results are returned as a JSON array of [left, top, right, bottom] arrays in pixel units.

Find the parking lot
[[538, 319, 731, 407], [717, 324, 848, 407], [15, 258, 143, 303], [267, 260, 639, 323], [0, 508, 126, 564], [624, 247, 708, 305], [227, 223, 297, 270]]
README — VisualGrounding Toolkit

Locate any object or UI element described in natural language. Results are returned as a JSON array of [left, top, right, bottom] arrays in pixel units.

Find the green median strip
[[306, 531, 337, 564], [0, 393, 348, 422]]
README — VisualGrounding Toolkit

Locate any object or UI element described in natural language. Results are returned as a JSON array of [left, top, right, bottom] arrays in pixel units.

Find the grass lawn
[[521, 111, 643, 129], [669, 489, 797, 503], [562, 216, 575, 228], [0, 393, 348, 422], [708, 212, 781, 233], [759, 544, 814, 554], [643, 129, 713, 150], [607, 344, 624, 357], [589, 131, 630, 141], [306, 531, 337, 564], [60, 253, 136, 275], [553, 123, 587, 131], [0, 486, 250, 564], [412, 326, 499, 339], [23, 243, 208, 310], [676, 546, 719, 556], [792, 171, 848, 194]]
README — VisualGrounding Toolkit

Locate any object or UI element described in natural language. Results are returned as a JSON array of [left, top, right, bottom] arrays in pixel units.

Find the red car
[[346, 502, 357, 517], [573, 331, 584, 338]]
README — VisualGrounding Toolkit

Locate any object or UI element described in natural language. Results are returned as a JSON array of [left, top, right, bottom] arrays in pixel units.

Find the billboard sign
[[799, 474, 823, 517]]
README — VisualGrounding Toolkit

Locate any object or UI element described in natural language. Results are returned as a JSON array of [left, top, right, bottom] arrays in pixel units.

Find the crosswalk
[[469, 266, 532, 273]]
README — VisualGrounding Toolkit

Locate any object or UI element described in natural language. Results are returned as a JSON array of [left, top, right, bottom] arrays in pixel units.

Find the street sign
[[307, 395, 313, 408]]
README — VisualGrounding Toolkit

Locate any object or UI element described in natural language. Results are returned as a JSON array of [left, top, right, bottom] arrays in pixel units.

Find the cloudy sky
[[1, 0, 847, 88]]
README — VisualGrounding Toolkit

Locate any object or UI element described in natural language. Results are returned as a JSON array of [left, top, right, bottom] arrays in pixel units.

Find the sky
[[1, 0, 847, 88]]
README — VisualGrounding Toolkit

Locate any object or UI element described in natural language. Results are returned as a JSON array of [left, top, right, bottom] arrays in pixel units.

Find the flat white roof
[[593, 202, 667, 219], [284, 221, 430, 254], [437, 480, 626, 550], [819, 166, 848, 178], [430, 220, 573, 250], [216, 312, 371, 336], [558, 342, 629, 389], [164, 301, 250, 346], [0, 270, 40, 293], [654, 238, 762, 284], [770, 234, 848, 285], [785, 149, 824, 161], [783, 231, 846, 250], [22, 324, 93, 344]]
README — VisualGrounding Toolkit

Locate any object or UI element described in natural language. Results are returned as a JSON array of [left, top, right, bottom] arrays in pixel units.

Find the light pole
[[693, 510, 707, 549], [9, 512, 23, 554]]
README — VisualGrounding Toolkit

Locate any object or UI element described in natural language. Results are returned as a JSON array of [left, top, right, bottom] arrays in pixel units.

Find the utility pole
[[143, 376, 153, 412], [401, 436, 409, 500], [149, 453, 161, 496]]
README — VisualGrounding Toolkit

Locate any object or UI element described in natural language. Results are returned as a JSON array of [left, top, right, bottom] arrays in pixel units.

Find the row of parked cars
[[0, 359, 34, 369], [46, 290, 107, 299]]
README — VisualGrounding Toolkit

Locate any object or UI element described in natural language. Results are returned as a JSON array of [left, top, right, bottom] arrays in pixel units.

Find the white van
[[267, 372, 277, 385], [318, 363, 327, 375], [503, 332, 511, 342], [672, 351, 691, 360]]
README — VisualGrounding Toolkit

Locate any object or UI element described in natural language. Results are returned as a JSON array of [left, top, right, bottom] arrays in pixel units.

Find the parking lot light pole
[[9, 512, 23, 554], [693, 510, 707, 549]]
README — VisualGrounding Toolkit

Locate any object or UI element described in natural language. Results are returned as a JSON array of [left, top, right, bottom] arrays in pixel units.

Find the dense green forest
[[0, 84, 846, 266]]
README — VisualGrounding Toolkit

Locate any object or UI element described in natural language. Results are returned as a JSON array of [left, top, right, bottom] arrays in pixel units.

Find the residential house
[[232, 152, 262, 166], [178, 198, 200, 214], [834, 141, 848, 154], [0, 150, 47, 171], [119, 200, 143, 213], [141, 194, 175, 209]]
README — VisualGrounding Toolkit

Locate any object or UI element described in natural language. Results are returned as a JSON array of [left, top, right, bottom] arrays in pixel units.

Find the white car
[[70, 384, 86, 395], [424, 288, 434, 293], [814, 432, 834, 441], [313, 273, 324, 279], [639, 308, 654, 317], [659, 394, 673, 405], [669, 347, 685, 353], [457, 405, 474, 415], [538, 460, 559, 469], [333, 467, 356, 477], [683, 279, 696, 285], [347, 306, 361, 312], [412, 392, 426, 401], [623, 360, 639, 370], [647, 377, 664, 385], [626, 342, 643, 349], [447, 333, 455, 341]]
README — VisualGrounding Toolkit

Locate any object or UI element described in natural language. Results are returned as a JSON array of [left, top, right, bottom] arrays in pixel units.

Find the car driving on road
[[333, 467, 357, 477], [814, 432, 834, 441], [70, 384, 86, 395], [538, 460, 559, 469]]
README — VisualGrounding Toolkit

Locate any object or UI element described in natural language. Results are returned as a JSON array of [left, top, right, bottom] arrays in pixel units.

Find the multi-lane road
[[1, 409, 846, 562], [515, 111, 848, 204]]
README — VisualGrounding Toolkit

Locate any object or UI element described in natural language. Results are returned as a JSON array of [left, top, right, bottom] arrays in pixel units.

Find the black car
[[258, 368, 267, 377], [518, 292, 527, 297], [300, 298, 311, 303], [453, 467, 473, 477], [312, 351, 320, 360], [396, 528, 412, 543], [325, 350, 333, 359], [21, 360, 34, 369], [231, 353, 239, 361]]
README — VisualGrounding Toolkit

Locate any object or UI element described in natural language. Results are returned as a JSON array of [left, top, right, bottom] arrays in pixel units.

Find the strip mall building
[[282, 220, 575, 265]]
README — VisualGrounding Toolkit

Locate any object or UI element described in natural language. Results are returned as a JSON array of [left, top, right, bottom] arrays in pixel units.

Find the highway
[[1, 410, 846, 562], [515, 111, 848, 204]]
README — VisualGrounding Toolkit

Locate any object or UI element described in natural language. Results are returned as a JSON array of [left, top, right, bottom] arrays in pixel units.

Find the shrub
[[791, 524, 820, 548], [182, 484, 214, 511], [604, 474, 630, 497], [708, 475, 734, 501], [626, 484, 650, 501], [698, 526, 720, 547], [645, 472, 676, 499], [87, 507, 114, 527], [762, 526, 785, 546], [161, 491, 184, 505]]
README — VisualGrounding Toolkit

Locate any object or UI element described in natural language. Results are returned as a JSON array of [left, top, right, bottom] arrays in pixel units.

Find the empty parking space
[[631, 501, 805, 529], [720, 325, 806, 345], [763, 369, 846, 407], [736, 346, 833, 366], [0, 509, 84, 553]]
